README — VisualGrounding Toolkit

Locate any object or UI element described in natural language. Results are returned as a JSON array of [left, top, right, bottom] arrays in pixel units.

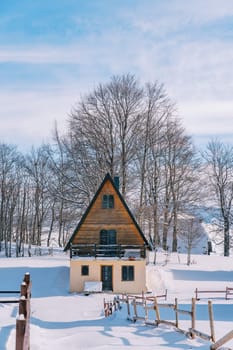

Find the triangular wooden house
[[64, 173, 149, 293]]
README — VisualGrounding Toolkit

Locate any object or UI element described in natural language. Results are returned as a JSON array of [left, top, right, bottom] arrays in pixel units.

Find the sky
[[0, 0, 233, 152]]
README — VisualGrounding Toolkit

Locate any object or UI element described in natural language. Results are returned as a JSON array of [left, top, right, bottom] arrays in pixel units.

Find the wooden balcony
[[70, 244, 146, 259]]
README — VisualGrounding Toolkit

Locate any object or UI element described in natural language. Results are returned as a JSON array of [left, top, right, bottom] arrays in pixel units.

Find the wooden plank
[[195, 288, 229, 300], [175, 308, 192, 316], [145, 320, 158, 327], [208, 300, 215, 342], [154, 297, 160, 322], [175, 298, 178, 328], [211, 330, 233, 350], [16, 316, 25, 350], [157, 303, 175, 308], [191, 298, 196, 332], [189, 328, 212, 341]]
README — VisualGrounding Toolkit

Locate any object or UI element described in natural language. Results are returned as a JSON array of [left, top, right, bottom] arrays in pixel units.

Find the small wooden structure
[[64, 173, 150, 294]]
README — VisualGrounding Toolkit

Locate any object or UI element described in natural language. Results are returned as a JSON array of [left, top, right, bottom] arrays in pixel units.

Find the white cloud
[[0, 89, 78, 151], [0, 45, 83, 64], [0, 0, 232, 150], [125, 0, 233, 34], [179, 100, 233, 135]]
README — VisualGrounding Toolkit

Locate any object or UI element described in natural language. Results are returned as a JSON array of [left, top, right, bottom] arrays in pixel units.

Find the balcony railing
[[70, 244, 146, 259]]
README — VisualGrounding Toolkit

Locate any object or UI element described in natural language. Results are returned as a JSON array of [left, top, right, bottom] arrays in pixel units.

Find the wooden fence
[[119, 293, 217, 344], [15, 273, 31, 350], [0, 273, 31, 350], [195, 287, 233, 300], [211, 329, 233, 350], [103, 291, 233, 349], [104, 296, 121, 317]]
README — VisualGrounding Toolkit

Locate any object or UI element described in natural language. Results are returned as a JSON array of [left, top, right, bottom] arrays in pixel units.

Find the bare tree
[[24, 146, 51, 247], [203, 139, 233, 256], [178, 216, 204, 265], [0, 143, 22, 256], [68, 73, 144, 197], [135, 81, 168, 227]]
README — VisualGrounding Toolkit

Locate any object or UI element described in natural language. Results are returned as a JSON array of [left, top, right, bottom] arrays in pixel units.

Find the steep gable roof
[[64, 173, 149, 251]]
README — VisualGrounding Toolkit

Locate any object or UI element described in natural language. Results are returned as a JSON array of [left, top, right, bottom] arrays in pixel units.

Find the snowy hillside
[[1, 251, 233, 350]]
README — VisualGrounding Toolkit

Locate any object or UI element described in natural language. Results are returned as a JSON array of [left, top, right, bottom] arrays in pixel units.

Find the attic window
[[102, 194, 114, 209]]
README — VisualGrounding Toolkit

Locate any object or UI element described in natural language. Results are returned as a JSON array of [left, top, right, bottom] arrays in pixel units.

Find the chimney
[[114, 175, 120, 190]]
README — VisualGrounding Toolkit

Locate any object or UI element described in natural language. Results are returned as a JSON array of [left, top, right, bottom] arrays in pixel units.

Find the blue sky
[[0, 0, 233, 151]]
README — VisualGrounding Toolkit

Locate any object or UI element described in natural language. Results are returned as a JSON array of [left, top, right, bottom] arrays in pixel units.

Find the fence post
[[15, 315, 26, 350], [174, 298, 178, 328], [126, 295, 130, 318], [143, 296, 148, 321], [23, 273, 30, 286], [191, 298, 196, 338], [133, 298, 138, 321], [208, 300, 215, 342], [19, 296, 27, 318], [153, 297, 160, 323], [104, 298, 107, 317], [20, 282, 27, 298]]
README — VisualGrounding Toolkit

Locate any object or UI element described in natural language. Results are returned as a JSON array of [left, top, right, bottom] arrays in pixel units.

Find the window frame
[[81, 265, 89, 276], [102, 194, 114, 209], [122, 265, 135, 281]]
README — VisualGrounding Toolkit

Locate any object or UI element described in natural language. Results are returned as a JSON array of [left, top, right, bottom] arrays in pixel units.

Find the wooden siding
[[72, 179, 144, 246]]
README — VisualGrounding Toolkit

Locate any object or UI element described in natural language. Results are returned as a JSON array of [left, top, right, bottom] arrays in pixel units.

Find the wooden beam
[[211, 330, 233, 350], [208, 300, 215, 342]]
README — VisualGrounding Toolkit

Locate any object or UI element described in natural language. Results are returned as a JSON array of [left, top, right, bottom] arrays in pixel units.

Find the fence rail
[[195, 287, 233, 300], [0, 290, 20, 304], [211, 329, 233, 350], [104, 292, 233, 349], [119, 293, 216, 344]]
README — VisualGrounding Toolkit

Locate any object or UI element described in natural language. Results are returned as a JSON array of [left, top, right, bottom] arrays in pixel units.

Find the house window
[[100, 229, 117, 256], [81, 265, 89, 276], [100, 229, 116, 245], [102, 194, 114, 209], [122, 266, 134, 281]]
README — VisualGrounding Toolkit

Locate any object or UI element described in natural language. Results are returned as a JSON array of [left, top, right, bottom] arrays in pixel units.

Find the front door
[[101, 266, 113, 291]]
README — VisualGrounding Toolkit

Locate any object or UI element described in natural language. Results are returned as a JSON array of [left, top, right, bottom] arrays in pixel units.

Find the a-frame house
[[64, 173, 150, 293]]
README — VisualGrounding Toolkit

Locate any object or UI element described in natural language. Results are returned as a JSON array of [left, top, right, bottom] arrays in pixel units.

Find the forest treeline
[[0, 74, 232, 257]]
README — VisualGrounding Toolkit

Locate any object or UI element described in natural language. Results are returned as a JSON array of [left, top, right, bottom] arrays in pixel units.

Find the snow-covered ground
[[1, 251, 233, 350]]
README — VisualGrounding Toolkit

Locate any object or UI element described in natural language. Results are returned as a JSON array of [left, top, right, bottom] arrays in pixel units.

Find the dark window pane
[[81, 265, 89, 276], [102, 195, 108, 209], [122, 266, 127, 281], [100, 230, 116, 245], [109, 195, 114, 208], [102, 194, 114, 209], [108, 230, 116, 245], [100, 229, 108, 244], [128, 266, 134, 280], [122, 266, 134, 281]]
